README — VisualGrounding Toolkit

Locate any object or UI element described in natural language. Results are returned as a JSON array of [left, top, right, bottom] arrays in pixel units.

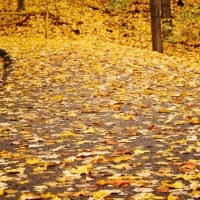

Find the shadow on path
[[0, 48, 14, 84]]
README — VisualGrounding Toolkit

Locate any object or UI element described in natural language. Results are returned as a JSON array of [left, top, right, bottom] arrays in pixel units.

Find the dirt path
[[0, 37, 200, 199]]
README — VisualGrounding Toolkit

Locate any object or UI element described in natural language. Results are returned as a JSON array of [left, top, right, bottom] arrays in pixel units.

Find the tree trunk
[[161, 0, 172, 25], [150, 0, 163, 53], [17, 0, 25, 11], [161, 0, 172, 21], [161, 0, 172, 38], [177, 0, 184, 7]]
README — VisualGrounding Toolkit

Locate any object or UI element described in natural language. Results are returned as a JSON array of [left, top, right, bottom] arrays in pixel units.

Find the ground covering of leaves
[[0, 0, 200, 199], [0, 36, 200, 200]]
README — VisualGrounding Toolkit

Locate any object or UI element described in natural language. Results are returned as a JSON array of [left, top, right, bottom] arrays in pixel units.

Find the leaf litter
[[0, 37, 199, 199]]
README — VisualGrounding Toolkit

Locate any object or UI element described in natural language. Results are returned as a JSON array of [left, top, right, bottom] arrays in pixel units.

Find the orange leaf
[[156, 185, 169, 193], [105, 140, 118, 145], [112, 180, 131, 186], [180, 162, 196, 172], [158, 108, 170, 113], [96, 179, 131, 187]]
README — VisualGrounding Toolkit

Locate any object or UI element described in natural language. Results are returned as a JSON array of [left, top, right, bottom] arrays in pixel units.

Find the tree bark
[[150, 0, 163, 53], [177, 0, 184, 7], [17, 0, 25, 11], [161, 0, 172, 26], [161, 0, 172, 38]]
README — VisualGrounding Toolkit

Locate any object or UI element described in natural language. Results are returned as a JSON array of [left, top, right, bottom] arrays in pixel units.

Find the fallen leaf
[[0, 188, 4, 196], [70, 164, 93, 175], [188, 117, 200, 124], [92, 190, 111, 199], [92, 189, 121, 200], [180, 162, 197, 172], [59, 130, 77, 137], [168, 181, 184, 189], [167, 193, 181, 200], [26, 158, 42, 165], [156, 185, 169, 193], [5, 168, 25, 175], [134, 149, 150, 155], [18, 192, 41, 200]]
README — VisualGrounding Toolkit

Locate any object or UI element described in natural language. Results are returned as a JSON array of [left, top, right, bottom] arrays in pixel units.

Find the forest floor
[[1, 1, 200, 199], [0, 35, 199, 200]]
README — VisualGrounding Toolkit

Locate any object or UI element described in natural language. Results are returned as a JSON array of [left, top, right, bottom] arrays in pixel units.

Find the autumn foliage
[[0, 0, 199, 199]]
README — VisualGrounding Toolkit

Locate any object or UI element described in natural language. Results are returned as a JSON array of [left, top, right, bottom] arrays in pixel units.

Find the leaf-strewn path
[[0, 37, 200, 199]]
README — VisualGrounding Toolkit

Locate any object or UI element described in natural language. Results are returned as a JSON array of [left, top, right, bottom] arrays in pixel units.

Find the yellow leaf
[[112, 155, 132, 163], [96, 179, 108, 186], [33, 165, 47, 173], [54, 74, 66, 83], [59, 131, 77, 137], [4, 189, 17, 194], [91, 155, 107, 163], [112, 163, 130, 169], [174, 120, 185, 125], [5, 83, 14, 91], [135, 193, 164, 199], [112, 114, 134, 120], [33, 185, 48, 192], [190, 181, 200, 191], [167, 193, 179, 200], [67, 111, 77, 117], [64, 156, 76, 163], [19, 180, 29, 184], [175, 174, 194, 181], [41, 192, 61, 199], [134, 149, 150, 155], [70, 164, 93, 175], [83, 127, 96, 134], [158, 167, 172, 175], [194, 109, 200, 116], [191, 190, 200, 198], [121, 114, 134, 120], [0, 175, 12, 181], [188, 117, 200, 124], [0, 188, 4, 196], [53, 94, 63, 102], [93, 190, 111, 200], [119, 139, 131, 143], [168, 181, 184, 189], [18, 193, 41, 200], [158, 108, 170, 113], [5, 167, 25, 175], [26, 158, 41, 165]]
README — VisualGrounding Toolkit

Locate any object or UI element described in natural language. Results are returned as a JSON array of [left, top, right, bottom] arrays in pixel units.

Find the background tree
[[177, 0, 184, 7], [161, 0, 172, 26], [17, 0, 25, 11], [161, 0, 172, 37], [150, 0, 163, 53]]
